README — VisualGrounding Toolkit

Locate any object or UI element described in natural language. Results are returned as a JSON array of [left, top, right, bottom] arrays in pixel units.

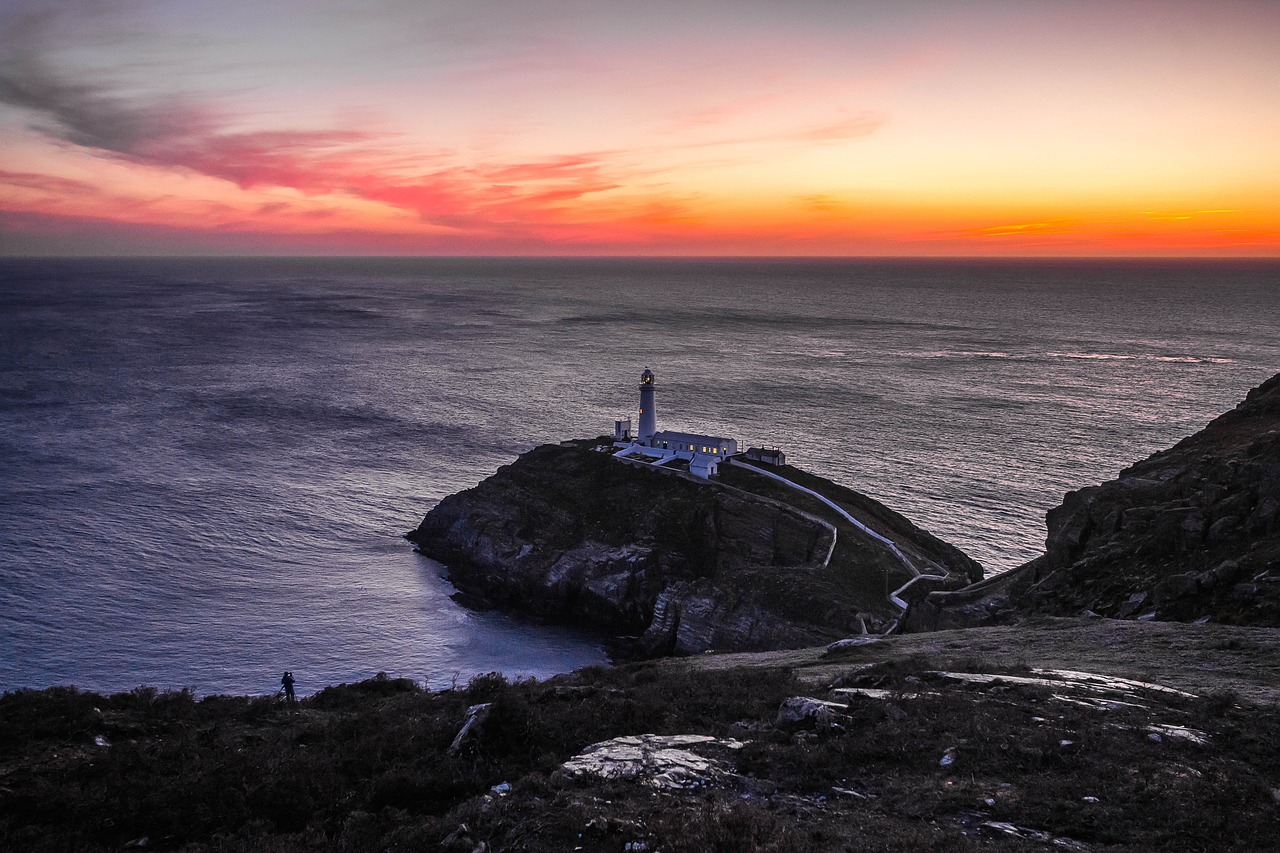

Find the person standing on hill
[[281, 671, 296, 704]]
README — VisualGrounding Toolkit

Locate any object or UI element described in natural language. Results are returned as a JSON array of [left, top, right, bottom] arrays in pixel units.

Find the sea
[[2, 257, 1276, 697]]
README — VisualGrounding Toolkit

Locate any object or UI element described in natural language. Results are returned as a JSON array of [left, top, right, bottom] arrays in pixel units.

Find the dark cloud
[[0, 11, 374, 191], [0, 62, 205, 153], [0, 45, 378, 192], [0, 8, 215, 153]]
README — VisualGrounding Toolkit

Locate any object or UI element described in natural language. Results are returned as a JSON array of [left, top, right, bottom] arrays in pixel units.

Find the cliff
[[911, 372, 1280, 630], [408, 440, 980, 654]]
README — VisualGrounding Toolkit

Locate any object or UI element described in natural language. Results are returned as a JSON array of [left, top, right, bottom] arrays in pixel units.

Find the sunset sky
[[1, 0, 1277, 256]]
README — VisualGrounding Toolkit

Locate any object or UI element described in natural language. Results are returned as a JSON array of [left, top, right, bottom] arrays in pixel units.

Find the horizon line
[[2, 254, 1278, 263]]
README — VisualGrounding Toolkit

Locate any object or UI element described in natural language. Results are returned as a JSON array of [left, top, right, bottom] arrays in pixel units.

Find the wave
[[914, 350, 1234, 364], [556, 309, 962, 333], [917, 350, 1017, 360], [1046, 352, 1235, 364]]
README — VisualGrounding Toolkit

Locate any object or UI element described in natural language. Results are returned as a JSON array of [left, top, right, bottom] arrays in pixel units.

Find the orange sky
[[1, 0, 1278, 256]]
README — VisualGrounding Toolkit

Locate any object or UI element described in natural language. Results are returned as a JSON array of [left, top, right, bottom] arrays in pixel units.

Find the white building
[[611, 368, 740, 479], [744, 447, 786, 466], [647, 430, 738, 458]]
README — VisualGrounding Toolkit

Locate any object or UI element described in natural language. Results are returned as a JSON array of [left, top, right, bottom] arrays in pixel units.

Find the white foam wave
[[913, 350, 1233, 364], [917, 350, 1017, 359], [1048, 352, 1234, 364]]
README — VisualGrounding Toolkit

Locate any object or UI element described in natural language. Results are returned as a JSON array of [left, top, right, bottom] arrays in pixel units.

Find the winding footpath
[[726, 459, 949, 630]]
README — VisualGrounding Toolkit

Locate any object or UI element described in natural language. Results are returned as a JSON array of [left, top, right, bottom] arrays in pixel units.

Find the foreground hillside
[[4, 619, 1279, 852], [913, 371, 1280, 630]]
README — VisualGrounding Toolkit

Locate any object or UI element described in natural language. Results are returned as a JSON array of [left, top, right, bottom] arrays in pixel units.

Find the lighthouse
[[638, 367, 657, 439], [609, 368, 739, 479]]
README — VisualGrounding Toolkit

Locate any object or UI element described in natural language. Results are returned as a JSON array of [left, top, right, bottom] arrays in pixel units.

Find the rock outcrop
[[408, 440, 980, 654], [911, 372, 1280, 629], [560, 734, 745, 791]]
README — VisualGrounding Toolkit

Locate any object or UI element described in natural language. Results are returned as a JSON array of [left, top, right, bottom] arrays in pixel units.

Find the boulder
[[825, 637, 887, 654], [560, 734, 743, 791], [448, 703, 492, 756], [776, 696, 847, 729], [1207, 515, 1241, 542], [1118, 591, 1148, 618], [1154, 573, 1199, 606]]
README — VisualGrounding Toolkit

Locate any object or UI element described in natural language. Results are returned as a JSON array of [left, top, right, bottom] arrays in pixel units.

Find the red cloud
[[154, 130, 379, 193], [0, 47, 637, 234], [0, 168, 101, 195]]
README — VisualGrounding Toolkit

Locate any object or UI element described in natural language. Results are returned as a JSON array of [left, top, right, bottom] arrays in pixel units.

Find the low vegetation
[[4, 626, 1279, 851]]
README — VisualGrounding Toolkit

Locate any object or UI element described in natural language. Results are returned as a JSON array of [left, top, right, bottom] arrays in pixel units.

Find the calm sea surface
[[1, 258, 1276, 695]]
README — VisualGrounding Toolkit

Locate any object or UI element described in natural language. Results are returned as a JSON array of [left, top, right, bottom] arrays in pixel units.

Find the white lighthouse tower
[[638, 367, 657, 439]]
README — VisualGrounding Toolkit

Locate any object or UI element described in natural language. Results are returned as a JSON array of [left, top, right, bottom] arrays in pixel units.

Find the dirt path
[[673, 617, 1280, 705]]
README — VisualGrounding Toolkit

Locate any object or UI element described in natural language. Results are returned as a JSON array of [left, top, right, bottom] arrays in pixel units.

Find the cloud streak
[[0, 38, 383, 187], [0, 50, 622, 233]]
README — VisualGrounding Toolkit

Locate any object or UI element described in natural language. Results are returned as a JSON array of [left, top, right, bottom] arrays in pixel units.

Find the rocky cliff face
[[911, 372, 1280, 630], [408, 440, 979, 655]]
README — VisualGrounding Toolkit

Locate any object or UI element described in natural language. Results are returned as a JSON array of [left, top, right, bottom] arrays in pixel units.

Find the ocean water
[[2, 257, 1276, 696]]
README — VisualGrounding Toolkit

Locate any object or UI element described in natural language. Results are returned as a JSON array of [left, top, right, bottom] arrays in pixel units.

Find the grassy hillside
[[4, 619, 1278, 852]]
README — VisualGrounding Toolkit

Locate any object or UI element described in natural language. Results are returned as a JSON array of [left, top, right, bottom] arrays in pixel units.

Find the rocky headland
[[407, 440, 981, 655], [911, 371, 1280, 630], [412, 371, 1280, 649]]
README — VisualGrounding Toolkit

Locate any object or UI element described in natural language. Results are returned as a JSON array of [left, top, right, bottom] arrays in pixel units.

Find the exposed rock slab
[[560, 734, 744, 791]]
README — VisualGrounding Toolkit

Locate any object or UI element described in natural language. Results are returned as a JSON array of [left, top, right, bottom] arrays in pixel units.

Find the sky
[[1, 0, 1278, 256]]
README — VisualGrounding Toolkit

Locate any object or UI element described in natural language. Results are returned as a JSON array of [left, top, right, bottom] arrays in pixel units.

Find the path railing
[[726, 459, 948, 623]]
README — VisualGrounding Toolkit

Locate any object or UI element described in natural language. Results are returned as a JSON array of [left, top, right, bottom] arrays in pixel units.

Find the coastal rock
[[560, 734, 744, 791], [825, 637, 887, 654], [409, 440, 980, 654], [776, 696, 847, 729], [448, 703, 492, 756], [1154, 573, 1199, 605], [912, 372, 1280, 630]]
